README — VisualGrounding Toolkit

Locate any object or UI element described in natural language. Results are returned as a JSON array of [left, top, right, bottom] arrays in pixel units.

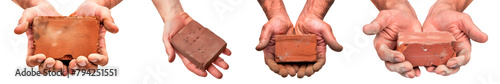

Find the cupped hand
[[293, 16, 343, 78], [363, 9, 422, 78], [255, 15, 297, 78], [14, 0, 67, 76], [68, 0, 117, 74], [422, 9, 488, 76]]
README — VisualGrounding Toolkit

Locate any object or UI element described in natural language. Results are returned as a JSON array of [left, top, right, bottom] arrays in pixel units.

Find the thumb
[[321, 23, 343, 51], [15, 11, 36, 34], [256, 23, 274, 51], [96, 7, 119, 33], [460, 14, 488, 43], [363, 11, 390, 35]]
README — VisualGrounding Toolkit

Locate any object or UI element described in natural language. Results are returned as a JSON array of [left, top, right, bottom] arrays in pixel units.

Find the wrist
[[299, 0, 334, 20], [258, 0, 289, 20], [84, 0, 122, 9], [13, 0, 51, 9], [371, 0, 415, 13]]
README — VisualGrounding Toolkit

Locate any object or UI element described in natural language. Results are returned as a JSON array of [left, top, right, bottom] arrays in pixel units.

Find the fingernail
[[91, 59, 98, 63], [72, 66, 78, 70], [394, 58, 402, 62], [450, 64, 458, 68], [37, 59, 44, 62], [47, 64, 53, 68], [404, 74, 409, 78], [402, 68, 411, 72], [438, 72, 445, 75], [78, 61, 86, 66]]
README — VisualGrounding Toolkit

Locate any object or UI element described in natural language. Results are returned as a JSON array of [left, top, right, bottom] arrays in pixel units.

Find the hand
[[13, 0, 67, 76], [68, 0, 120, 73], [364, 0, 422, 78], [152, 0, 232, 79], [294, 15, 343, 78], [422, 0, 488, 76], [256, 15, 295, 77], [161, 12, 232, 79]]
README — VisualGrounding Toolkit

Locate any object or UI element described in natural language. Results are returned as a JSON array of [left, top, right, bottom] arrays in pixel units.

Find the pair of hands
[[15, 0, 119, 75], [364, 0, 488, 78], [256, 10, 343, 78]]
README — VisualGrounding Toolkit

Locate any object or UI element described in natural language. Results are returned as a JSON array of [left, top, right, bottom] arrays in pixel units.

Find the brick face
[[397, 32, 457, 66], [275, 34, 317, 63], [33, 16, 100, 60]]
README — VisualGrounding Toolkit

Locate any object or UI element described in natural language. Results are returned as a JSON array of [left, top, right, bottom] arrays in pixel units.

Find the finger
[[265, 59, 279, 73], [76, 56, 89, 67], [26, 54, 46, 67], [385, 61, 413, 74], [278, 64, 288, 77], [401, 68, 416, 78], [207, 65, 223, 79], [15, 10, 36, 34], [377, 44, 405, 63], [179, 54, 207, 77], [222, 48, 232, 56], [256, 23, 273, 51], [293, 64, 299, 72], [88, 53, 108, 66], [163, 39, 176, 63], [212, 57, 229, 70], [60, 62, 68, 76], [312, 59, 325, 72], [296, 64, 307, 78], [447, 49, 469, 68], [305, 64, 314, 77], [435, 65, 460, 76], [76, 56, 98, 71], [414, 67, 421, 77], [68, 59, 77, 74], [38, 58, 55, 75], [363, 11, 389, 35], [460, 14, 488, 43], [321, 24, 343, 51], [285, 64, 296, 77], [425, 66, 436, 72], [42, 58, 56, 68]]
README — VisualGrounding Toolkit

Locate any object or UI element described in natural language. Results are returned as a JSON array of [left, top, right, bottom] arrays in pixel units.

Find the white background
[[0, 0, 499, 84]]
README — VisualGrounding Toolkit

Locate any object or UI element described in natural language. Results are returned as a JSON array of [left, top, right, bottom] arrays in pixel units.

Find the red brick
[[33, 16, 100, 60], [275, 34, 317, 63], [397, 32, 457, 67]]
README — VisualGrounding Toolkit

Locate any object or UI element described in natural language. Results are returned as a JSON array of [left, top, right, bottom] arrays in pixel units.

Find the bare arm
[[298, 0, 334, 20], [258, 0, 290, 20], [85, 0, 123, 9]]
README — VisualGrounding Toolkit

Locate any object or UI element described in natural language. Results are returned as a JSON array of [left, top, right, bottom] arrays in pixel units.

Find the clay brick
[[33, 16, 100, 60], [170, 21, 226, 70], [275, 34, 317, 63], [397, 32, 457, 67]]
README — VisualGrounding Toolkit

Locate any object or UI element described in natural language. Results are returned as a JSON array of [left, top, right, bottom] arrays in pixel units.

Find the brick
[[170, 21, 226, 70], [33, 16, 100, 60], [397, 32, 457, 67], [275, 34, 317, 63]]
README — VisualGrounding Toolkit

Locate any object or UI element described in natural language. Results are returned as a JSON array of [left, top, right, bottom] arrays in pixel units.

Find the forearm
[[430, 0, 472, 12], [258, 0, 290, 20], [86, 0, 122, 9], [152, 0, 185, 23], [299, 0, 334, 20], [371, 0, 415, 13], [12, 0, 51, 9]]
